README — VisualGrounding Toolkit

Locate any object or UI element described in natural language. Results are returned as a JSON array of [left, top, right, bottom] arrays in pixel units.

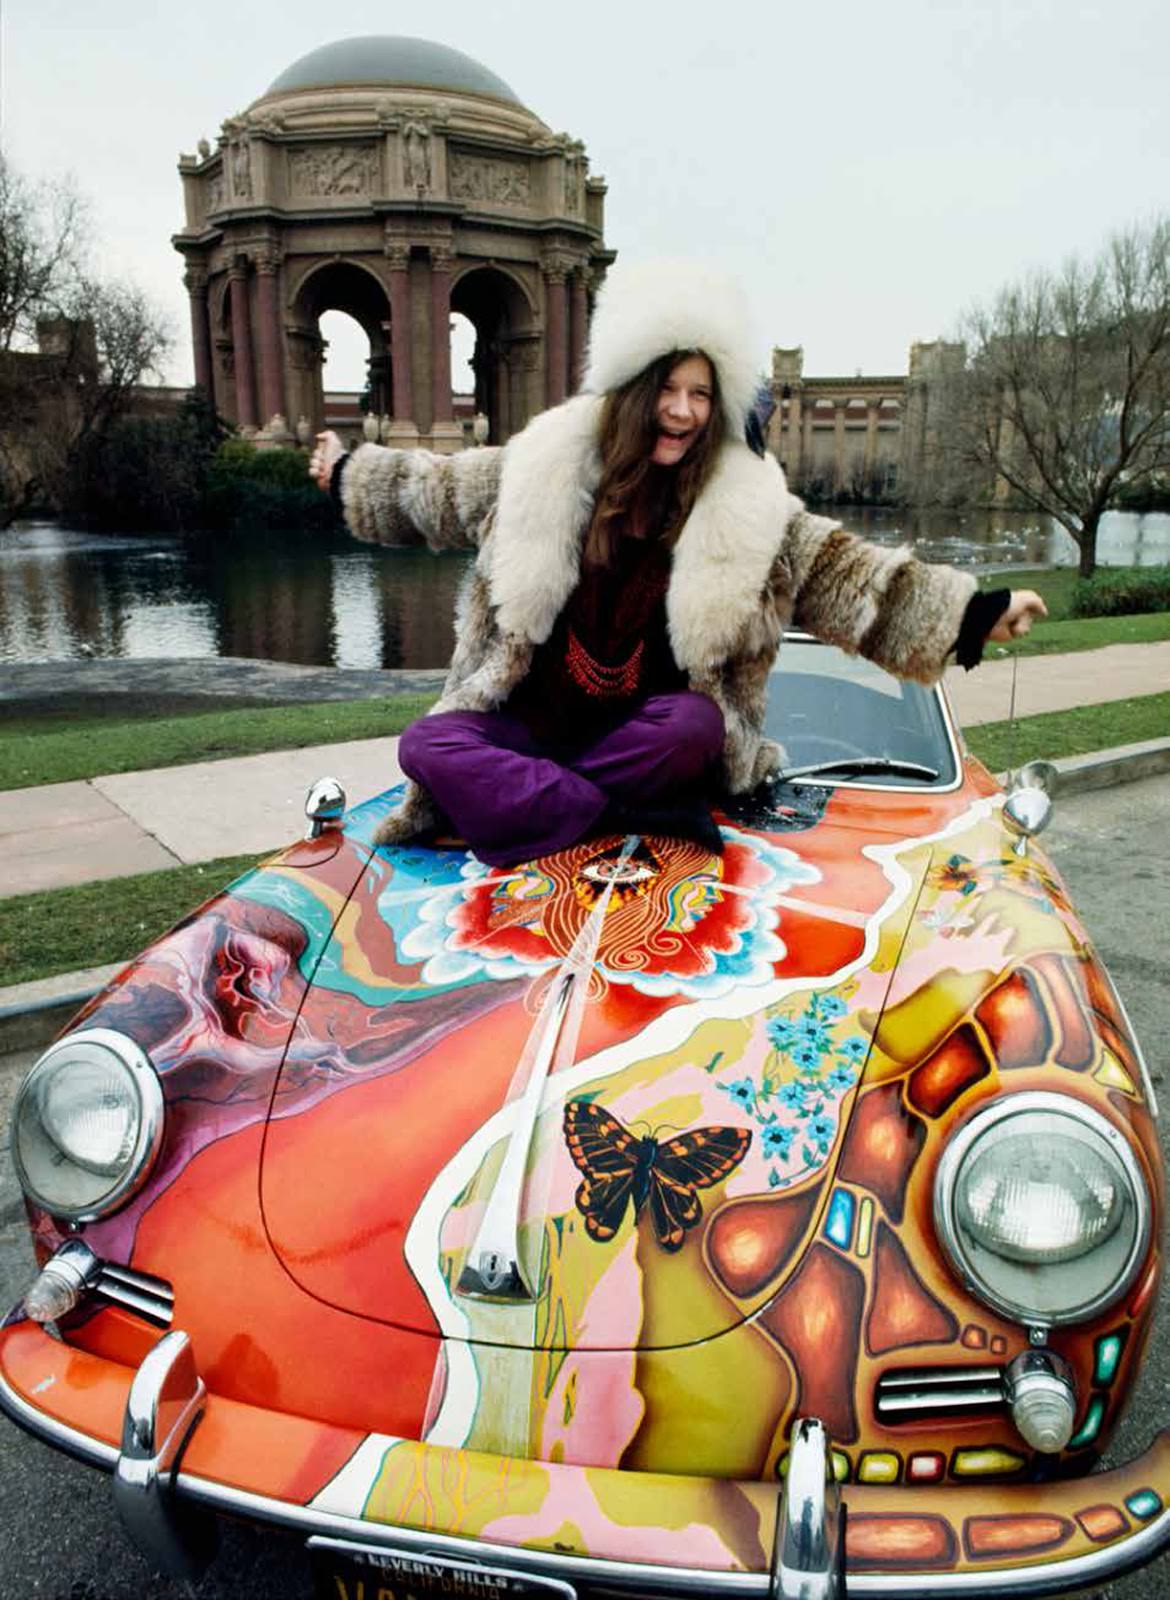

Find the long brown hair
[[583, 350, 726, 570]]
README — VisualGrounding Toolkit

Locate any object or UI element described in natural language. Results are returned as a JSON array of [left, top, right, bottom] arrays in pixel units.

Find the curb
[[3, 739, 1169, 1059]]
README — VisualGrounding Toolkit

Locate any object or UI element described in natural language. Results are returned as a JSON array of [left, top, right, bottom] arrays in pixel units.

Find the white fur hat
[[581, 260, 759, 441]]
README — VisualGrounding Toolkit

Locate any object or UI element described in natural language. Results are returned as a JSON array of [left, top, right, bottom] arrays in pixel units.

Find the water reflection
[[1, 509, 1167, 670]]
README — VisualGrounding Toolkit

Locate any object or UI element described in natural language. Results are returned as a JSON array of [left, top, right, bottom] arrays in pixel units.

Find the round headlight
[[11, 1029, 164, 1221], [935, 1092, 1150, 1327]]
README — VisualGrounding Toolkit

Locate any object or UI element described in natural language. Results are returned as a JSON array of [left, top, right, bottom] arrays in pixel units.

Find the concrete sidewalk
[[1, 640, 1168, 904], [0, 737, 406, 899], [945, 638, 1170, 723]]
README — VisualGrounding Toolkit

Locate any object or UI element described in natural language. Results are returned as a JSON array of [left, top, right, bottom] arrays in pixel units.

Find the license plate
[[308, 1537, 577, 1600]]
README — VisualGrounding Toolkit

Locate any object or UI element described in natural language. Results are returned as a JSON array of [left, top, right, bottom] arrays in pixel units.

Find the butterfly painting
[[563, 1099, 752, 1253]]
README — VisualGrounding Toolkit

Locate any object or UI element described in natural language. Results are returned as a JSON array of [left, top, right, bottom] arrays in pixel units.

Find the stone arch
[[451, 264, 539, 444], [288, 260, 393, 421]]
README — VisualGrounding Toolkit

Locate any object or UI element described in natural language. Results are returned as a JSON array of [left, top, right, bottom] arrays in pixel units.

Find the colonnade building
[[173, 35, 613, 450], [767, 341, 964, 503]]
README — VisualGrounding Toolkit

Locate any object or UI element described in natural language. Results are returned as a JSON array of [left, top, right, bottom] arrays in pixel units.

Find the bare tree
[[0, 151, 170, 523], [936, 218, 1170, 575], [0, 153, 86, 352]]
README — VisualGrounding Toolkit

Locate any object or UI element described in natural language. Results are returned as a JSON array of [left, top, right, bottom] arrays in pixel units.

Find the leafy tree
[[934, 218, 1170, 575]]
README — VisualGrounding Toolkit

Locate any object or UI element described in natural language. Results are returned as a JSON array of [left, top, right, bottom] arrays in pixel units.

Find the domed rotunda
[[174, 36, 613, 447]]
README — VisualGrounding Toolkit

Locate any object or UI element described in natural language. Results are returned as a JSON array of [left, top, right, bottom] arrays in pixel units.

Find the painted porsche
[[2, 637, 1166, 1598]]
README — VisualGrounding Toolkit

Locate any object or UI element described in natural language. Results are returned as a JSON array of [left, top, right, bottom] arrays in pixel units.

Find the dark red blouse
[[507, 530, 686, 744]]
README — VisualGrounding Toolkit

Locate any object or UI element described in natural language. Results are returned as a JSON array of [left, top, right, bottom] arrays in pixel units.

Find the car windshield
[[763, 637, 959, 787]]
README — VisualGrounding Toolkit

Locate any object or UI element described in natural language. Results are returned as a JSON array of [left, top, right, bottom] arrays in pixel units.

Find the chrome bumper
[[4, 1325, 1170, 1596], [111, 1330, 217, 1579], [773, 1418, 843, 1598]]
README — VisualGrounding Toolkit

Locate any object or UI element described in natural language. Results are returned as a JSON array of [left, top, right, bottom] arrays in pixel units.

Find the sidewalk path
[[0, 739, 404, 899], [945, 639, 1170, 724], [1, 642, 1167, 902]]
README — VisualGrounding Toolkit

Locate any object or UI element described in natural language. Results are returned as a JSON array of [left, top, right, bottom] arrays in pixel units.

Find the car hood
[[259, 782, 985, 1350]]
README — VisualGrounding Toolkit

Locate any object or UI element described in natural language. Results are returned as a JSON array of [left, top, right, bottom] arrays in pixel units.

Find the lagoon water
[[2, 508, 1168, 670]]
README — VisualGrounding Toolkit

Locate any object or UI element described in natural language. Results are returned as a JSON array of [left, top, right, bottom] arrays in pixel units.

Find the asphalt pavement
[[1, 773, 1169, 1599]]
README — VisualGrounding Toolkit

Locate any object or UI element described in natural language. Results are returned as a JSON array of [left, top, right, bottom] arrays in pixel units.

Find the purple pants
[[398, 692, 724, 866]]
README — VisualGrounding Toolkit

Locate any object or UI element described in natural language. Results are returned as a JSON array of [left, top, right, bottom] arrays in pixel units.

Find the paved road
[[1, 775, 1168, 1598]]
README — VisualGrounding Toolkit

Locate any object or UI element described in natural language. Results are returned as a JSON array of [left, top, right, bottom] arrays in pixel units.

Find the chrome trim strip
[[876, 1366, 1006, 1418], [933, 1089, 1153, 1328], [98, 1262, 173, 1297], [3, 1365, 1170, 1596], [95, 1273, 174, 1327], [878, 1367, 1002, 1388], [876, 1388, 1004, 1417]]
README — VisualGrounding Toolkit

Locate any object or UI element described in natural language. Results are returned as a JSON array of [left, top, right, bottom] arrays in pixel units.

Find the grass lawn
[[964, 691, 1170, 774], [1, 694, 438, 791], [977, 566, 1170, 657], [0, 853, 262, 989]]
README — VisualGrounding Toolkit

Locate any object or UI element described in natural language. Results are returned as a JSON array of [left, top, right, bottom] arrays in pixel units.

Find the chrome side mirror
[[1003, 760, 1057, 856], [304, 776, 346, 840]]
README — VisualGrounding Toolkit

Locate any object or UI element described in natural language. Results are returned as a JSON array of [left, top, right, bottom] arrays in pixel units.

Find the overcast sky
[[3, 0, 1168, 393]]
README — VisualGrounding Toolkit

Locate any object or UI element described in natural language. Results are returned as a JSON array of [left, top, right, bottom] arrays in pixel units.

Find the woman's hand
[[308, 429, 345, 492], [987, 589, 1048, 642]]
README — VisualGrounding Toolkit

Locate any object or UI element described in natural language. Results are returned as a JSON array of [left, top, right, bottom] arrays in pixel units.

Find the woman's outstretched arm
[[309, 429, 503, 552], [780, 504, 1046, 682]]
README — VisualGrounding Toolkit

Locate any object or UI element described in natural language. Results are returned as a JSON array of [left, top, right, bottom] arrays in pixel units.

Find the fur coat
[[339, 393, 976, 844]]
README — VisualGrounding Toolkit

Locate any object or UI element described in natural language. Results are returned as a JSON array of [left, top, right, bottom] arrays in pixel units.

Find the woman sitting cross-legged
[[311, 262, 1044, 867]]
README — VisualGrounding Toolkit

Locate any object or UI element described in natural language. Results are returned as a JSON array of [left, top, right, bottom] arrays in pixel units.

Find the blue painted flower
[[816, 994, 847, 1019], [827, 1063, 857, 1091], [795, 1017, 833, 1052], [778, 1081, 807, 1109], [762, 1124, 795, 1161], [766, 1016, 798, 1051], [808, 1113, 837, 1152], [837, 1035, 868, 1064], [721, 1077, 757, 1111], [792, 1042, 823, 1073]]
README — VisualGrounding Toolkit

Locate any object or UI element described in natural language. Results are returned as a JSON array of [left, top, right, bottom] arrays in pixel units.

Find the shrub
[[1071, 569, 1170, 618], [69, 390, 226, 531], [1114, 475, 1170, 513], [202, 438, 338, 533]]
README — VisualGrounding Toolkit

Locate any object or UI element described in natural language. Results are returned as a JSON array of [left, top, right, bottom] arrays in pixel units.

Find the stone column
[[184, 267, 214, 404], [254, 252, 285, 431], [386, 244, 415, 424], [544, 262, 568, 407], [228, 258, 258, 429], [801, 400, 814, 489], [568, 268, 589, 393], [832, 400, 847, 495], [430, 248, 454, 424], [785, 386, 804, 485], [863, 399, 882, 495], [493, 340, 511, 443]]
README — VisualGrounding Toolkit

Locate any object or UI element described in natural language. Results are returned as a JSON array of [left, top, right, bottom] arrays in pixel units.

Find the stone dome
[[263, 35, 524, 107]]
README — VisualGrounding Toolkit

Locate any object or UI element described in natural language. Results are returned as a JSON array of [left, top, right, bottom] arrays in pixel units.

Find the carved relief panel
[[449, 148, 531, 208], [288, 143, 381, 199]]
